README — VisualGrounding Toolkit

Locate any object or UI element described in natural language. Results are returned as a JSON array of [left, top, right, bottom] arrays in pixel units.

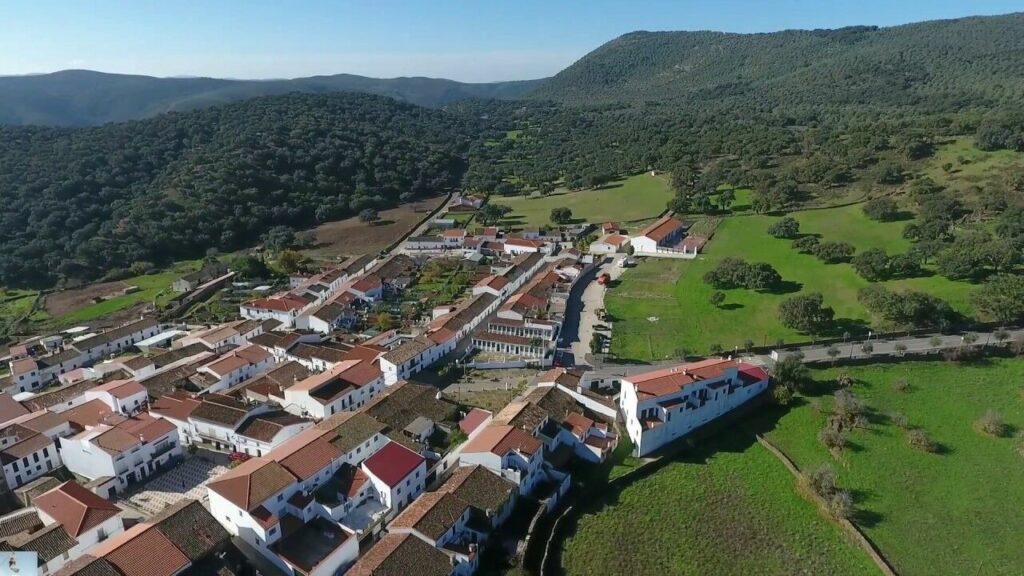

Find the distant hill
[[530, 13, 1024, 113], [0, 69, 545, 126]]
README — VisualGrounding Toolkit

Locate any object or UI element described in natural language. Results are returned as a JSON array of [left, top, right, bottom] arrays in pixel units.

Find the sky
[[0, 0, 1021, 82]]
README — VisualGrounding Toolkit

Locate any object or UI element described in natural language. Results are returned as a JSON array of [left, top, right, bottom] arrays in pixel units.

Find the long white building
[[618, 358, 769, 456]]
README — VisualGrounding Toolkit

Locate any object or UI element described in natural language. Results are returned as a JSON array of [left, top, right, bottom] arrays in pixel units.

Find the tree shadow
[[852, 508, 885, 528], [762, 280, 803, 295], [593, 182, 624, 191], [719, 303, 745, 311], [373, 219, 396, 227]]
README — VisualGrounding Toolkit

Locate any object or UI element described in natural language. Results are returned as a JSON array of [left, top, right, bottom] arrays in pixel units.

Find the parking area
[[125, 455, 229, 517]]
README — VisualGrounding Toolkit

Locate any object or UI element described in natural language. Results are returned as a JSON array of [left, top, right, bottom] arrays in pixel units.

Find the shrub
[[767, 217, 800, 239], [805, 464, 837, 497], [975, 410, 1008, 437], [907, 429, 939, 452], [819, 427, 846, 451], [792, 236, 820, 253], [890, 411, 910, 429], [772, 384, 794, 406], [863, 197, 900, 221], [812, 241, 856, 264], [892, 378, 910, 393], [827, 490, 855, 519]]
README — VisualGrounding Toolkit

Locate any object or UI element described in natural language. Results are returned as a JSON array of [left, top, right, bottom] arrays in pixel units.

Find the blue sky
[[0, 0, 1020, 81]]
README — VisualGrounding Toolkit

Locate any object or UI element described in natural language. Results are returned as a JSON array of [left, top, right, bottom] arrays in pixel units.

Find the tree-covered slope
[[531, 14, 1024, 114], [0, 92, 473, 287], [0, 69, 544, 126]]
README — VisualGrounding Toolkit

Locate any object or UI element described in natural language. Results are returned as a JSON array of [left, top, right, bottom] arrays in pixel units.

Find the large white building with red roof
[[619, 358, 770, 456]]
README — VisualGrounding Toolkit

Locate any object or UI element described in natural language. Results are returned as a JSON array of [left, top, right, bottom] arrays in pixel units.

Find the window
[[277, 494, 283, 502], [33, 453, 39, 463]]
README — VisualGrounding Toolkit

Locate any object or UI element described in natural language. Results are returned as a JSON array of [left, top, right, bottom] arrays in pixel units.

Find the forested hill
[[530, 13, 1024, 114], [0, 92, 473, 288], [0, 69, 544, 126]]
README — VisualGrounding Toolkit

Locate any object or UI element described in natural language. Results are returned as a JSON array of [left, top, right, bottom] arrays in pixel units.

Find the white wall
[[2, 441, 60, 489]]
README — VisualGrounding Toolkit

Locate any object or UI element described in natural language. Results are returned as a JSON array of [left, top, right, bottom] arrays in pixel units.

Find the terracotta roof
[[102, 524, 191, 576], [19, 410, 69, 434], [150, 393, 201, 423], [504, 237, 544, 249], [458, 408, 492, 435], [442, 228, 466, 238], [0, 509, 42, 538], [562, 412, 595, 439], [463, 424, 541, 457], [53, 554, 122, 576], [190, 394, 250, 427], [276, 436, 341, 481], [10, 358, 38, 375], [627, 358, 740, 398], [601, 234, 630, 247], [150, 499, 228, 561], [235, 411, 309, 443], [362, 441, 424, 486], [92, 379, 146, 400], [0, 429, 54, 462], [243, 294, 310, 313], [35, 481, 120, 538], [381, 336, 436, 365], [347, 532, 453, 576], [334, 463, 370, 499], [8, 522, 77, 563], [0, 393, 29, 424], [351, 275, 383, 293], [317, 412, 387, 454], [20, 380, 97, 413], [206, 457, 296, 510], [62, 399, 120, 430], [441, 464, 516, 512], [638, 214, 686, 242]]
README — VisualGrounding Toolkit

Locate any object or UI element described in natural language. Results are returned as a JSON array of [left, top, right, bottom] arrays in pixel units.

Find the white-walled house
[[360, 440, 426, 512], [73, 318, 162, 362], [279, 360, 384, 420], [0, 425, 62, 490], [207, 456, 360, 576], [589, 233, 630, 255], [459, 424, 545, 496], [197, 344, 276, 393], [619, 358, 770, 456], [59, 413, 183, 497], [628, 214, 688, 255], [34, 480, 124, 566], [83, 379, 148, 416]]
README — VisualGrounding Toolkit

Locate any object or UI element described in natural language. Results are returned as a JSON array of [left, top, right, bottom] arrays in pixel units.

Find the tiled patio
[[126, 456, 229, 517]]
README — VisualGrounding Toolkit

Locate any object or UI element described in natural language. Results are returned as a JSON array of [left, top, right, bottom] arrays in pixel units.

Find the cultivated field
[[302, 196, 446, 259], [606, 204, 975, 360], [762, 359, 1024, 575], [561, 430, 878, 576], [492, 173, 672, 229]]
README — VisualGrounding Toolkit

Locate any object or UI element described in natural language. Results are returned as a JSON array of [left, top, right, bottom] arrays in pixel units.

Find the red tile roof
[[504, 238, 544, 249], [362, 441, 424, 487], [206, 457, 296, 511], [244, 294, 311, 312], [628, 358, 744, 398], [458, 408, 491, 436], [462, 424, 541, 457], [92, 379, 146, 400], [35, 481, 121, 538], [102, 524, 190, 576], [639, 214, 686, 242], [150, 393, 201, 423]]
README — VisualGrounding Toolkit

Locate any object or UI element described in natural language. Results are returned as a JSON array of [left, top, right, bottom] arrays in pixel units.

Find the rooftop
[[34, 481, 121, 538], [347, 532, 454, 576], [206, 457, 296, 511], [462, 424, 542, 457], [362, 441, 424, 487], [273, 516, 355, 576]]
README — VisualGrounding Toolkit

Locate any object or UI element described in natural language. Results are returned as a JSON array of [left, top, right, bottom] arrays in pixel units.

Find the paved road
[[559, 255, 627, 365], [579, 328, 1024, 383]]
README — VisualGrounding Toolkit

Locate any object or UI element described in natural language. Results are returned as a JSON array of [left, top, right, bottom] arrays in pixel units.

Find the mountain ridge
[[0, 69, 546, 126]]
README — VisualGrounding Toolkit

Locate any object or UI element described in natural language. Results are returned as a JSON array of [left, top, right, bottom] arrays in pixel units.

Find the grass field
[[606, 204, 976, 360], [760, 359, 1024, 576], [50, 261, 203, 326], [0, 290, 39, 335], [924, 137, 1024, 195], [492, 173, 672, 229], [561, 430, 878, 576]]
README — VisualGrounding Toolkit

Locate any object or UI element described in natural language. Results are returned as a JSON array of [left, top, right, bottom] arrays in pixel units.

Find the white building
[[83, 379, 148, 416], [58, 413, 183, 497], [73, 318, 162, 362], [360, 440, 426, 512], [589, 233, 631, 255], [34, 480, 125, 568], [279, 360, 384, 420], [196, 344, 276, 392], [459, 424, 545, 496], [619, 358, 770, 456], [628, 214, 689, 256]]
